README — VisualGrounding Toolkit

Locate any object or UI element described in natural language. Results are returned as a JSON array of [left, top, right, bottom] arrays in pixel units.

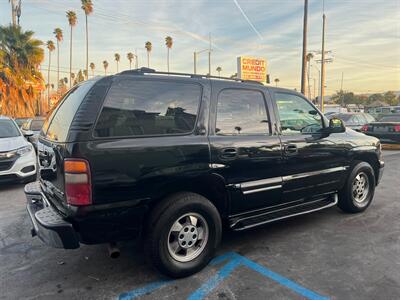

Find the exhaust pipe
[[108, 242, 120, 259]]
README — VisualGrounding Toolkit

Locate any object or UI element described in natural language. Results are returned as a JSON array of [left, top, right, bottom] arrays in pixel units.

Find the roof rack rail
[[117, 68, 264, 85]]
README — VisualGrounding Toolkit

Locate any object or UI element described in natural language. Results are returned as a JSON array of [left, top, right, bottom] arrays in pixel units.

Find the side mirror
[[328, 118, 346, 133], [23, 130, 34, 137]]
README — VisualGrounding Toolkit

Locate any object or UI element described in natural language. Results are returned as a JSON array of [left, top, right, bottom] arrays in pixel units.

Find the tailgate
[[37, 137, 69, 215]]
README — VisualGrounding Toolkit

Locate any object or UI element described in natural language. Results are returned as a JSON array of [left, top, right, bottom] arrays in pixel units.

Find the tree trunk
[[167, 48, 170, 73], [48, 52, 51, 109], [57, 40, 60, 90], [147, 52, 150, 68], [69, 26, 73, 88], [85, 14, 89, 80]]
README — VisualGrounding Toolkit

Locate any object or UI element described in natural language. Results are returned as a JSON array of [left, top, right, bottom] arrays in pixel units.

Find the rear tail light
[[64, 159, 92, 206], [361, 124, 369, 132], [394, 125, 400, 132]]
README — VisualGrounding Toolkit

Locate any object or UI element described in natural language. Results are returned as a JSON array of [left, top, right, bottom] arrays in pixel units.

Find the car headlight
[[13, 145, 33, 157]]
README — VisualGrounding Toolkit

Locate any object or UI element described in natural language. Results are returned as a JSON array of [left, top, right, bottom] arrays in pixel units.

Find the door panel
[[272, 91, 348, 202], [208, 82, 283, 215]]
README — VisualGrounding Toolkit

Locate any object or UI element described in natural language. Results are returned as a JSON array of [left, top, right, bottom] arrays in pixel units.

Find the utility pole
[[208, 33, 212, 76], [340, 71, 344, 111], [301, 0, 308, 95], [193, 52, 197, 74], [320, 13, 326, 112], [313, 78, 316, 101]]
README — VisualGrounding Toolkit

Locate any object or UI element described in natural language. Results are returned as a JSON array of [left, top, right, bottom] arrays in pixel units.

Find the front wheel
[[338, 161, 376, 213], [145, 192, 222, 278]]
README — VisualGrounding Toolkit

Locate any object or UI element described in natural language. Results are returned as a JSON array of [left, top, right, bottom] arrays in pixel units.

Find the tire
[[145, 192, 222, 278], [338, 161, 376, 213]]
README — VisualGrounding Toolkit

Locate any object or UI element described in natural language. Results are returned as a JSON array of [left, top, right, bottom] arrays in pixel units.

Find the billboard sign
[[237, 56, 267, 83]]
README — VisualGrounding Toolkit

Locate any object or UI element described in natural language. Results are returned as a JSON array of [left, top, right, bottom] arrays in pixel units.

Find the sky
[[1, 0, 399, 95]]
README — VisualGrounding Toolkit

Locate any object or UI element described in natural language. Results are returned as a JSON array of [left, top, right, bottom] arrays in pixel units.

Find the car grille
[[0, 157, 17, 171]]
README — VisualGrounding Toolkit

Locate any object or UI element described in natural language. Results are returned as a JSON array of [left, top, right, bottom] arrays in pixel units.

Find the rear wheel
[[338, 161, 375, 213], [145, 192, 222, 278]]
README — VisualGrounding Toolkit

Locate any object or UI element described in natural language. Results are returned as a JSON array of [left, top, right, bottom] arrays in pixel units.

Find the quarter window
[[274, 93, 323, 135], [94, 80, 201, 137], [216, 89, 270, 135]]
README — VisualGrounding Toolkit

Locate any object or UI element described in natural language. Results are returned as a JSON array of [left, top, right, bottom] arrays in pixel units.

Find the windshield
[[0, 120, 21, 138], [31, 119, 45, 131]]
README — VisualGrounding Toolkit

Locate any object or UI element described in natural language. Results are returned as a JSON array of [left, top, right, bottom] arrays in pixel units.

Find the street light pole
[[301, 0, 308, 95], [320, 13, 326, 112], [193, 52, 197, 74]]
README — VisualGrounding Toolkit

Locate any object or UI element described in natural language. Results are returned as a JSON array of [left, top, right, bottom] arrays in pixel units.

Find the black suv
[[26, 68, 384, 277]]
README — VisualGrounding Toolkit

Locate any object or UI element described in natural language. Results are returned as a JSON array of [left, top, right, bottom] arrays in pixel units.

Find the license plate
[[373, 126, 389, 132]]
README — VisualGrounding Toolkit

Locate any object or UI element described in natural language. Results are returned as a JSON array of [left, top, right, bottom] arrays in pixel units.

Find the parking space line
[[187, 259, 241, 300], [118, 280, 172, 300], [189, 252, 329, 300], [117, 252, 330, 300]]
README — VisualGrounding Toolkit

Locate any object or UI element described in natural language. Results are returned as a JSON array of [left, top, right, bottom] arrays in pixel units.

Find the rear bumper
[[25, 181, 146, 248], [25, 182, 80, 249], [365, 132, 400, 144]]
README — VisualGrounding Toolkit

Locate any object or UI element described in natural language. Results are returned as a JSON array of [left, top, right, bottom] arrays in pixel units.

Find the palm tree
[[89, 62, 95, 77], [127, 52, 134, 70], [66, 10, 77, 88], [81, 0, 93, 80], [53, 28, 63, 89], [103, 60, 109, 75], [216, 66, 222, 77], [0, 25, 44, 117], [114, 53, 120, 72], [306, 52, 314, 99], [165, 36, 173, 72], [274, 78, 280, 87], [145, 41, 152, 68], [46, 40, 55, 108]]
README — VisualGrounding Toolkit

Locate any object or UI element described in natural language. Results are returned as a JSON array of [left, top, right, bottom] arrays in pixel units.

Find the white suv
[[0, 116, 36, 183]]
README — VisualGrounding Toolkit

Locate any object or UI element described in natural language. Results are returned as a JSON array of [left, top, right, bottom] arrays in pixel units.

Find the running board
[[230, 193, 338, 231]]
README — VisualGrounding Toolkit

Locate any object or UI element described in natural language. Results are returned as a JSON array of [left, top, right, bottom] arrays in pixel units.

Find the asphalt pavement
[[0, 151, 399, 300]]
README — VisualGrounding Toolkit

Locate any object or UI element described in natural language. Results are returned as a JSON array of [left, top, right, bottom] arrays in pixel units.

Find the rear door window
[[215, 89, 270, 135], [44, 81, 95, 142], [94, 79, 202, 137]]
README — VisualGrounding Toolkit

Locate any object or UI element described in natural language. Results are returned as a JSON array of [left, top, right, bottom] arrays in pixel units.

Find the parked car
[[328, 112, 375, 131], [21, 117, 45, 150], [361, 113, 400, 144], [25, 68, 384, 278], [0, 116, 37, 183], [14, 117, 31, 128]]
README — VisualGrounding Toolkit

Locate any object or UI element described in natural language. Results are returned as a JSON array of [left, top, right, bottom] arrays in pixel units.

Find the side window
[[94, 80, 201, 137], [216, 89, 270, 135], [45, 81, 95, 141], [274, 93, 323, 135]]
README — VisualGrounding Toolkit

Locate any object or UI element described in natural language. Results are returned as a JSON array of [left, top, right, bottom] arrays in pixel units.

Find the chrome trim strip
[[240, 177, 283, 189], [209, 163, 227, 169], [243, 185, 282, 195], [283, 166, 348, 181], [232, 194, 338, 231], [229, 199, 304, 218]]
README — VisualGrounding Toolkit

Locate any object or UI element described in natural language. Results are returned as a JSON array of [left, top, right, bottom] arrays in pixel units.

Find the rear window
[[44, 81, 95, 142], [379, 115, 400, 122], [94, 79, 201, 137]]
